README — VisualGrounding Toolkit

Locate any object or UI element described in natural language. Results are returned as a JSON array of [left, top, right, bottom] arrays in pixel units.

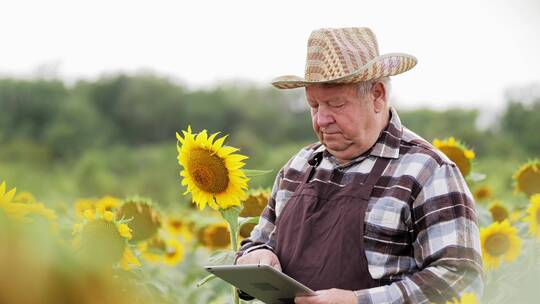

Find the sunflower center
[[188, 148, 229, 193], [485, 233, 510, 256], [440, 146, 471, 176], [166, 250, 178, 258], [518, 167, 540, 196], [490, 205, 509, 222]]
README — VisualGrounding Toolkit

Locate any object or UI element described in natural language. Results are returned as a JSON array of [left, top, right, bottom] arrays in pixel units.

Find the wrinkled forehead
[[305, 83, 358, 101]]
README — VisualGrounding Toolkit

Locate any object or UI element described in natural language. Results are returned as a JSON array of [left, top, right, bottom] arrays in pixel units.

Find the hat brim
[[271, 53, 417, 89]]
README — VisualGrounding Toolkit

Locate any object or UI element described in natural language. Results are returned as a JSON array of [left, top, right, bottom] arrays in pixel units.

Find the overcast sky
[[1, 0, 539, 112]]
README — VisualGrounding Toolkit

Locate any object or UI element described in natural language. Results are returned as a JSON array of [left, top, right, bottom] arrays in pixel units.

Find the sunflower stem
[[221, 207, 241, 304], [229, 224, 240, 304]]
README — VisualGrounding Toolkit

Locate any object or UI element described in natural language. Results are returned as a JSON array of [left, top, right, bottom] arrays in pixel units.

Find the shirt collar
[[368, 107, 403, 159], [314, 107, 403, 164]]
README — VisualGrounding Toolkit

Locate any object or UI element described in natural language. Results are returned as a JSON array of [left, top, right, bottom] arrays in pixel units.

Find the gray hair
[[356, 76, 392, 101]]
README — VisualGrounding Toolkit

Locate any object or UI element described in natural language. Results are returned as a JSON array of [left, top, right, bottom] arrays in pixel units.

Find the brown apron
[[275, 151, 390, 291]]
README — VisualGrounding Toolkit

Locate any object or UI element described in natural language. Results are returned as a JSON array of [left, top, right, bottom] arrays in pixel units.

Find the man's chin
[[322, 142, 348, 153]]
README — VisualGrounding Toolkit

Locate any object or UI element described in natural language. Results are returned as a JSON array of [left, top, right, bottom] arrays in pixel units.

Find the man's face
[[306, 83, 381, 163]]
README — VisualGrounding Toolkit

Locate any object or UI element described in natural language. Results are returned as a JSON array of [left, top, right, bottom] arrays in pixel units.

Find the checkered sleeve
[[235, 167, 283, 259], [354, 163, 484, 304]]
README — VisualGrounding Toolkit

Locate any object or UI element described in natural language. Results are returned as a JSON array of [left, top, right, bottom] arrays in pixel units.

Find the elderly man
[[236, 27, 483, 303]]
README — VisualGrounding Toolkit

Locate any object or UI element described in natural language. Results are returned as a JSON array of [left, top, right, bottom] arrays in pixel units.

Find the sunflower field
[[1, 75, 539, 303]]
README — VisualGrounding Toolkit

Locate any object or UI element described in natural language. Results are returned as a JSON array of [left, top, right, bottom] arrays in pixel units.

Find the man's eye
[[332, 104, 344, 108]]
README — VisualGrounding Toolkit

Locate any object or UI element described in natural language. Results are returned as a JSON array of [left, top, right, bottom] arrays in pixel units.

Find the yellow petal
[[103, 211, 114, 222], [83, 209, 95, 221], [212, 135, 228, 150]]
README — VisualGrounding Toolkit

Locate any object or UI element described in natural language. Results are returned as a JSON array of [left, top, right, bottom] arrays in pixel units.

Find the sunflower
[[446, 293, 478, 304], [239, 222, 257, 239], [197, 222, 231, 249], [240, 189, 270, 217], [473, 185, 492, 202], [165, 215, 193, 242], [13, 191, 36, 204], [163, 238, 184, 266], [138, 236, 185, 266], [176, 126, 249, 210], [433, 137, 475, 177], [73, 210, 140, 270], [480, 220, 522, 269], [513, 160, 540, 197], [524, 194, 540, 239], [95, 196, 122, 215], [0, 182, 32, 221], [489, 201, 509, 223], [116, 197, 161, 243], [74, 198, 97, 219]]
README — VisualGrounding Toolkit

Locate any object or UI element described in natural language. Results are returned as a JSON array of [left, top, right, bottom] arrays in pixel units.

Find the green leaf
[[238, 216, 260, 227], [196, 274, 217, 287], [243, 169, 272, 177], [209, 250, 236, 265]]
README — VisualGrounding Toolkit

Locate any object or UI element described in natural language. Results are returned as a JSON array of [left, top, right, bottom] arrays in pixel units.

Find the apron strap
[[303, 151, 324, 184], [358, 157, 390, 200]]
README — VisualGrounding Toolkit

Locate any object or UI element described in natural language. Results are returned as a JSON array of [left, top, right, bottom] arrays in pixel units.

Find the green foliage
[[501, 100, 540, 156], [0, 73, 539, 204]]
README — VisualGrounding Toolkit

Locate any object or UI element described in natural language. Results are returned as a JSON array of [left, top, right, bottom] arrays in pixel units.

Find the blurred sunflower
[[13, 191, 36, 204], [96, 196, 122, 215], [73, 210, 140, 270], [163, 238, 184, 266], [0, 181, 32, 221], [433, 137, 475, 177], [176, 126, 249, 210], [74, 198, 97, 219], [138, 236, 185, 266], [138, 237, 164, 263], [489, 201, 509, 223], [513, 160, 540, 197], [240, 189, 270, 217], [197, 222, 231, 249], [446, 293, 478, 304], [165, 215, 193, 242], [524, 194, 540, 239], [480, 220, 522, 269], [473, 185, 492, 202], [116, 197, 161, 243], [239, 222, 257, 239]]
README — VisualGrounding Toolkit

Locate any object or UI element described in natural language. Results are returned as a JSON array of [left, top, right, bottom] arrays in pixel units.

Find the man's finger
[[294, 295, 314, 303], [259, 255, 272, 267], [271, 259, 282, 271]]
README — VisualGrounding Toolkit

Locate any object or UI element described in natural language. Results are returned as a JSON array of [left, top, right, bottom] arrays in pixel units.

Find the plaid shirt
[[238, 107, 483, 303]]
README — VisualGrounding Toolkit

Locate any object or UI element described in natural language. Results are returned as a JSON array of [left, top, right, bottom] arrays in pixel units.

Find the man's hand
[[235, 249, 282, 271], [294, 288, 357, 304]]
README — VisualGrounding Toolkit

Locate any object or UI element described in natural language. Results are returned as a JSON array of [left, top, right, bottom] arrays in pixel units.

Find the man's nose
[[316, 107, 334, 128]]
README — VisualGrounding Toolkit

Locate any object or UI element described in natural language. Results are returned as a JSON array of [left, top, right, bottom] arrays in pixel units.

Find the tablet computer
[[204, 264, 315, 304]]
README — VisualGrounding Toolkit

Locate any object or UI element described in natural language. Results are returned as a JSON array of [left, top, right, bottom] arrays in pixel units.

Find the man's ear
[[371, 82, 386, 113]]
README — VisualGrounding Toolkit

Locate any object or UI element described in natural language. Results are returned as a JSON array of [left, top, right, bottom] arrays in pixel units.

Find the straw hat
[[271, 27, 417, 89]]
